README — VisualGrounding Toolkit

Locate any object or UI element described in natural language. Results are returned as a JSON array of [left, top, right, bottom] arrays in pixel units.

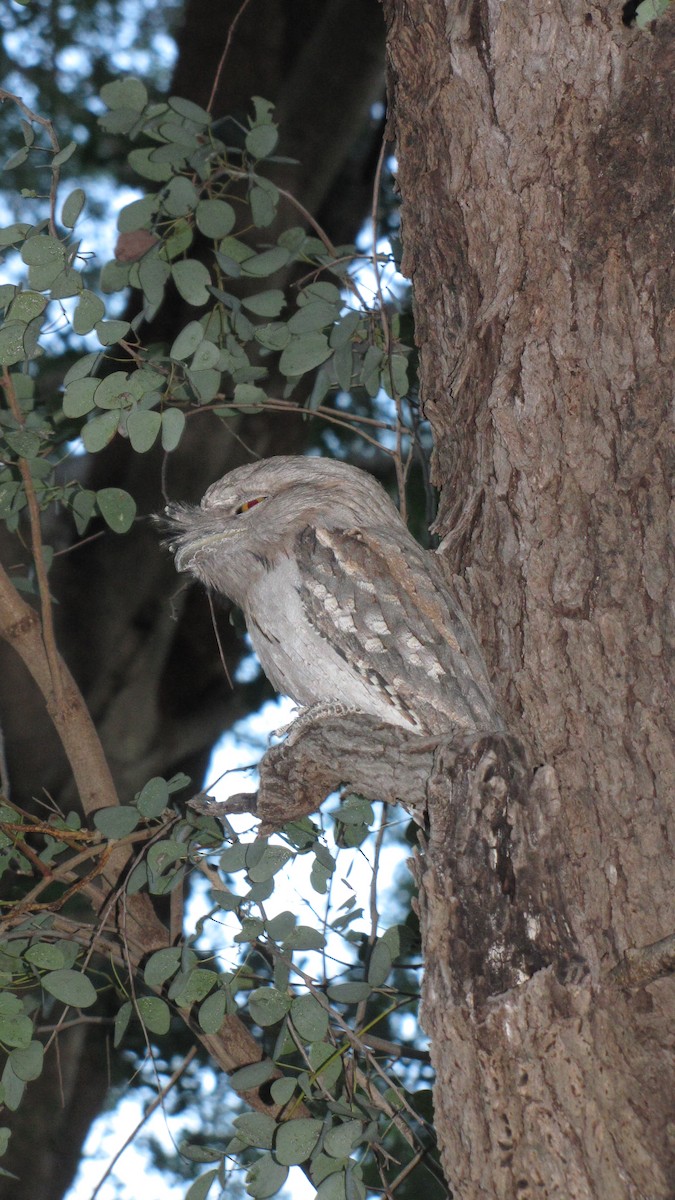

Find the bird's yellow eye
[[235, 496, 267, 515]]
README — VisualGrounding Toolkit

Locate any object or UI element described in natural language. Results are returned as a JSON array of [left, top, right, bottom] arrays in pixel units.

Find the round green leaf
[[20, 235, 64, 266], [72, 291, 106, 336], [94, 371, 136, 410], [42, 969, 97, 1008], [161, 407, 185, 452], [248, 987, 291, 1027], [1, 1060, 25, 1111], [240, 246, 289, 278], [189, 368, 221, 402], [198, 989, 227, 1035], [367, 939, 393, 987], [245, 125, 279, 160], [326, 982, 371, 1005], [315, 1174, 347, 1200], [169, 967, 218, 1008], [96, 487, 136, 533], [81, 410, 120, 452], [195, 199, 236, 238], [290, 994, 329, 1042], [9, 1040, 44, 1082], [139, 257, 170, 304], [101, 77, 147, 112], [114, 1000, 132, 1047], [234, 1113, 276, 1151], [144, 947, 181, 989], [249, 182, 279, 229], [229, 1059, 276, 1093], [7, 291, 47, 322], [170, 320, 204, 360], [242, 290, 285, 318], [95, 319, 130, 345], [162, 176, 198, 217], [128, 147, 173, 182], [93, 806, 140, 839], [0, 1011, 32, 1049], [117, 195, 157, 232], [191, 339, 220, 370], [281, 926, 325, 951], [172, 260, 211, 305], [233, 383, 266, 409], [136, 776, 170, 817], [247, 845, 293, 883], [136, 996, 170, 1035], [274, 1118, 322, 1166], [185, 1169, 219, 1200], [246, 1154, 288, 1199], [0, 322, 27, 367], [279, 333, 332, 378], [254, 322, 290, 351], [270, 1077, 297, 1106], [61, 188, 85, 229], [168, 95, 211, 124], [127, 408, 161, 453], [323, 1120, 363, 1159], [63, 378, 98, 419], [288, 301, 340, 334], [24, 943, 67, 970]]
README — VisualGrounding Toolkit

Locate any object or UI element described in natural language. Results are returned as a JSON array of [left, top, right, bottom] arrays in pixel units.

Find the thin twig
[[0, 88, 62, 234], [89, 1046, 198, 1200], [2, 369, 64, 711], [207, 0, 257, 114]]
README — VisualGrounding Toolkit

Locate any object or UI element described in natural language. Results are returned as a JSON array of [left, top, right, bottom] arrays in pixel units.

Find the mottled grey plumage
[[164, 456, 504, 738]]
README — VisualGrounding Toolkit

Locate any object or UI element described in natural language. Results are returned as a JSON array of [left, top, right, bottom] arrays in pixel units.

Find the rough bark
[[382, 1, 674, 1197]]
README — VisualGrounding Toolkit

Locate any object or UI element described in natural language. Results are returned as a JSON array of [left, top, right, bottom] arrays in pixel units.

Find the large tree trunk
[[383, 1, 673, 1196]]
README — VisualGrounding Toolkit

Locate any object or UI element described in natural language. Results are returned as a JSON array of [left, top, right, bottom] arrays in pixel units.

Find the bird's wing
[[294, 524, 503, 737]]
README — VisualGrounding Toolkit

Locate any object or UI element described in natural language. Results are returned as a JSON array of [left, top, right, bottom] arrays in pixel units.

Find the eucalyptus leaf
[[95, 319, 131, 345], [9, 1041, 44, 1082], [242, 290, 285, 318], [290, 993, 329, 1042], [326, 982, 371, 1005], [136, 776, 170, 817], [96, 487, 136, 533], [279, 333, 332, 377], [126, 409, 161, 453], [161, 407, 185, 451], [246, 1154, 289, 1199], [136, 996, 170, 1035], [101, 77, 147, 112], [288, 300, 339, 334], [245, 125, 279, 159], [195, 199, 236, 238], [81, 410, 120, 453], [42, 969, 97, 1008], [229, 1059, 275, 1092], [185, 1169, 218, 1200], [51, 141, 77, 167], [144, 947, 181, 988], [72, 291, 106, 336], [61, 188, 86, 229], [248, 987, 291, 1027], [240, 247, 289, 278], [172, 260, 211, 305], [198, 989, 227, 1035], [93, 806, 140, 839], [274, 1118, 322, 1166]]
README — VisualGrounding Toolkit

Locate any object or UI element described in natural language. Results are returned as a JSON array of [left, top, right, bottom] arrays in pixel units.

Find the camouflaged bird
[[164, 456, 504, 738]]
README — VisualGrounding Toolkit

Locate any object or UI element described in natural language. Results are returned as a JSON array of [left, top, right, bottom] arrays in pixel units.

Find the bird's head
[[162, 455, 401, 606]]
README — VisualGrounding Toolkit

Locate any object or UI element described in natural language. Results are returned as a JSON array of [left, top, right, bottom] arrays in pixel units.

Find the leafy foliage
[[0, 80, 439, 1200]]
